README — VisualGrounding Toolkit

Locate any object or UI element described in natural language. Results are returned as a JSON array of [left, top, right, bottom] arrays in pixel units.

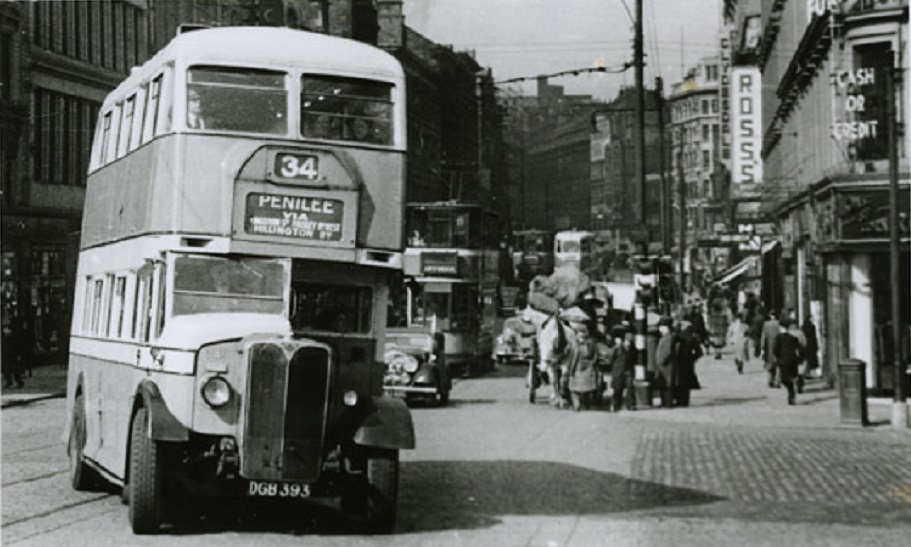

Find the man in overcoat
[[773, 318, 804, 405], [760, 309, 781, 388], [609, 325, 635, 411]]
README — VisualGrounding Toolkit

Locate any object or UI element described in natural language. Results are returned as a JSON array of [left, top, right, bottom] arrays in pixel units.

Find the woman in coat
[[654, 317, 676, 408], [673, 321, 704, 407]]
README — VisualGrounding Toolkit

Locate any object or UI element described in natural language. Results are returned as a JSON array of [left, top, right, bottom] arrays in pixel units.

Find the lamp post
[[886, 55, 908, 428]]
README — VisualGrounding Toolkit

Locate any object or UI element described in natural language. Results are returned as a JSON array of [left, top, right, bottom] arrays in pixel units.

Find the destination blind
[[245, 193, 344, 241]]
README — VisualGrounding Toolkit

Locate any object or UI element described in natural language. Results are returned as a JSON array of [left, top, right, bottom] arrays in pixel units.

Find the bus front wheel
[[128, 407, 165, 534], [68, 393, 99, 491], [342, 448, 399, 534]]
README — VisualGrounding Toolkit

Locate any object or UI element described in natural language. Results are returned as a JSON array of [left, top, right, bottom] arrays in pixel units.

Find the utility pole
[[634, 0, 647, 238], [886, 56, 908, 428], [656, 76, 670, 253], [677, 130, 687, 294]]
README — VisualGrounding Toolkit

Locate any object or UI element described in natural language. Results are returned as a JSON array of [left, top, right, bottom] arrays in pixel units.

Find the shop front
[[812, 177, 910, 394]]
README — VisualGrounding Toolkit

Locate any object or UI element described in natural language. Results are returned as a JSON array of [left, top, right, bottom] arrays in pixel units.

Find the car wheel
[[68, 393, 100, 491], [128, 408, 165, 534]]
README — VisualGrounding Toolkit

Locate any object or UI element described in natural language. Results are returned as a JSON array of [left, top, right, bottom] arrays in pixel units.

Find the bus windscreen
[[172, 256, 285, 316], [187, 66, 287, 134], [301, 75, 393, 145]]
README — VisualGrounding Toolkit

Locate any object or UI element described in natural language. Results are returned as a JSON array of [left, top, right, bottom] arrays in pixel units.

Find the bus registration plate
[[247, 481, 311, 498]]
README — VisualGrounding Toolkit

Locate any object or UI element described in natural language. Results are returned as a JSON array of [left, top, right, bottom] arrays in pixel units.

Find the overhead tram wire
[[495, 64, 632, 87]]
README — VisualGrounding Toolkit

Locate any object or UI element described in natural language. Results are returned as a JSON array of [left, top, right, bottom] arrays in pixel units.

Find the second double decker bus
[[64, 27, 412, 534]]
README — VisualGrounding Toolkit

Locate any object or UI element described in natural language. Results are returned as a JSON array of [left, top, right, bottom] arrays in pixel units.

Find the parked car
[[383, 327, 450, 405], [493, 314, 537, 366]]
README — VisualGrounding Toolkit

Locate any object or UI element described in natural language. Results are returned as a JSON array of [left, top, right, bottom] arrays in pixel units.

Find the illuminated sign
[[730, 67, 762, 185], [245, 193, 343, 241], [831, 67, 880, 142]]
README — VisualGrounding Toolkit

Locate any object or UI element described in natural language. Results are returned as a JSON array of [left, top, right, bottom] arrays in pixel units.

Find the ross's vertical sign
[[730, 66, 762, 185], [719, 31, 732, 167]]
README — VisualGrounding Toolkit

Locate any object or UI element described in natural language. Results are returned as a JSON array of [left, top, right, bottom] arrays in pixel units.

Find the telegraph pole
[[634, 0, 647, 236], [678, 130, 687, 294], [886, 56, 908, 428], [656, 76, 670, 252]]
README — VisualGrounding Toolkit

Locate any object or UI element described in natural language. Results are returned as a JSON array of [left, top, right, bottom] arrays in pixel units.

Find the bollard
[[838, 359, 868, 427]]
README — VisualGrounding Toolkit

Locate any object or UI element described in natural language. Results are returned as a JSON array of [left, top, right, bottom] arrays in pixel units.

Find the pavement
[[1, 351, 907, 427], [1, 363, 68, 409]]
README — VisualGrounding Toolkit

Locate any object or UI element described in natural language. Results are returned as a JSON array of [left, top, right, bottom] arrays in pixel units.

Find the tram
[[391, 201, 500, 375]]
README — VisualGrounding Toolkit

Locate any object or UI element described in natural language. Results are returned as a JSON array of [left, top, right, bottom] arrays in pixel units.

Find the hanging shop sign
[[719, 30, 732, 167]]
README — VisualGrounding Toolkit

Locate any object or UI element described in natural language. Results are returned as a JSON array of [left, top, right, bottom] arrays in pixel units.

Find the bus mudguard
[[353, 396, 415, 450], [136, 380, 190, 442]]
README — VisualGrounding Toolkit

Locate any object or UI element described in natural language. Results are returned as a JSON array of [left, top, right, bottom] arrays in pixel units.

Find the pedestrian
[[773, 318, 804, 405], [566, 317, 601, 410], [609, 325, 635, 412], [802, 316, 821, 379], [2, 320, 25, 389], [707, 292, 731, 359], [726, 313, 750, 374], [673, 320, 704, 407], [760, 309, 781, 388], [654, 316, 676, 408], [750, 305, 766, 358], [788, 319, 808, 393], [686, 304, 709, 351]]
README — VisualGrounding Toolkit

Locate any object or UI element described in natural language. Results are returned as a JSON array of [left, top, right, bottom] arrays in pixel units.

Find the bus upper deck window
[[301, 75, 393, 145], [186, 66, 287, 134]]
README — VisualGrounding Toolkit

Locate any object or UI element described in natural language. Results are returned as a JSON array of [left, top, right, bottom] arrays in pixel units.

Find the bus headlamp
[[201, 376, 231, 408], [343, 390, 358, 407], [402, 355, 420, 374]]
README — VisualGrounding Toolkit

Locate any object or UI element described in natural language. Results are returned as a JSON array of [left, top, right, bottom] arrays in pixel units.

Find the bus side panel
[[81, 139, 176, 249], [67, 349, 135, 479], [347, 149, 404, 251]]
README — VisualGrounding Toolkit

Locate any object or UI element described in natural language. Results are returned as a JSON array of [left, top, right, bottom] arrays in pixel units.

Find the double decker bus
[[554, 229, 596, 277], [63, 27, 412, 534], [511, 229, 554, 287], [390, 201, 499, 374]]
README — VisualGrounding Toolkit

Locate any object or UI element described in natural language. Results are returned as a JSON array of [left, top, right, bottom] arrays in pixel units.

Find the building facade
[[590, 86, 667, 277], [669, 57, 726, 289], [0, 0, 505, 367], [759, 0, 909, 392]]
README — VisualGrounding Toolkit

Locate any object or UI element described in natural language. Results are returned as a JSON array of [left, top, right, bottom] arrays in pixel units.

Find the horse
[[535, 311, 578, 407]]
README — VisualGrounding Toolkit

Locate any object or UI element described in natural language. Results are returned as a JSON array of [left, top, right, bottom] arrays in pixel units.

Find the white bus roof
[[105, 26, 404, 106]]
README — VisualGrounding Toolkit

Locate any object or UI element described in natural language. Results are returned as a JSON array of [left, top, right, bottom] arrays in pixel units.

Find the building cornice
[[30, 48, 125, 92]]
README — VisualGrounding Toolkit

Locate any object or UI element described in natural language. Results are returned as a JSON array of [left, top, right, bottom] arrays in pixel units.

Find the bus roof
[[405, 201, 483, 210], [105, 26, 404, 106], [555, 230, 594, 239]]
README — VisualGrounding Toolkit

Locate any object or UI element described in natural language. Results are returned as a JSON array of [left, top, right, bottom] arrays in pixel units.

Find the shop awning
[[761, 240, 780, 254], [712, 256, 756, 285]]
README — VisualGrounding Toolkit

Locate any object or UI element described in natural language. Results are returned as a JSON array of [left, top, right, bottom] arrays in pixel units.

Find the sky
[[402, 0, 723, 102]]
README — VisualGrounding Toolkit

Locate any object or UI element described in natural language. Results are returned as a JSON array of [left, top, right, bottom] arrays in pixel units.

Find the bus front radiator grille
[[243, 343, 331, 483]]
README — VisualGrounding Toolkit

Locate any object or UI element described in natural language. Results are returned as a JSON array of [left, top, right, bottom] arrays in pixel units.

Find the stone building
[[758, 0, 909, 392], [669, 57, 726, 288]]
